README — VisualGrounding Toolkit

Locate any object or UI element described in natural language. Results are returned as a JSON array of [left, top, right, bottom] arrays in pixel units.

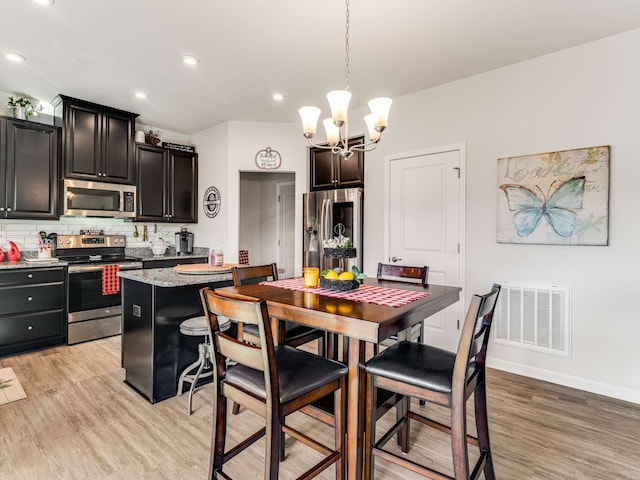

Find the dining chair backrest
[[453, 283, 501, 394], [200, 288, 278, 393], [377, 263, 429, 286], [232, 263, 278, 286]]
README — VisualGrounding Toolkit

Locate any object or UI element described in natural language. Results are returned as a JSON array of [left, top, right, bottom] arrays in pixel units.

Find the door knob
[[391, 256, 402, 263]]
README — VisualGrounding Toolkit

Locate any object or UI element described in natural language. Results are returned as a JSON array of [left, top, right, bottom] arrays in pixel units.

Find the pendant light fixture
[[298, 0, 392, 159]]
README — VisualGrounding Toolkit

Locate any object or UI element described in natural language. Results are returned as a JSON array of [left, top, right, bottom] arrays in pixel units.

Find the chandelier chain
[[345, 0, 350, 91]]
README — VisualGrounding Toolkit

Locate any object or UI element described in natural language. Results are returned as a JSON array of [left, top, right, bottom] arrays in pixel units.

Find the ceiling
[[3, 0, 640, 135]]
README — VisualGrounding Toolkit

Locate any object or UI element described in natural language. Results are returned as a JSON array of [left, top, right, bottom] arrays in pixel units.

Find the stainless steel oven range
[[56, 232, 142, 345]]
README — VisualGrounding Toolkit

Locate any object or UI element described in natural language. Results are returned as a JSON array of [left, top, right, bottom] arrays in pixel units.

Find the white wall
[[187, 28, 640, 403], [361, 29, 640, 403], [191, 121, 307, 272]]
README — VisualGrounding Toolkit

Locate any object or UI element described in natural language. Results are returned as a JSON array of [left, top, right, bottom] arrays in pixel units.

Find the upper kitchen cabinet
[[310, 136, 364, 191], [0, 116, 60, 220], [135, 143, 198, 223], [52, 95, 138, 184]]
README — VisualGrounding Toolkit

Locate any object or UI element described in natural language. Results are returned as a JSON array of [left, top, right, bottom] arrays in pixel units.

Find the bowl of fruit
[[320, 266, 366, 291]]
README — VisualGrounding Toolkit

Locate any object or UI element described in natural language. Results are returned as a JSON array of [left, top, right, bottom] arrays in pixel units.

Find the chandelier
[[298, 0, 392, 159]]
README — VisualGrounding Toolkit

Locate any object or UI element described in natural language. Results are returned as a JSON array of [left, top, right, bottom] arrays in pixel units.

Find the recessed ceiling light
[[32, 0, 54, 5], [182, 55, 199, 66], [135, 92, 148, 99], [5, 52, 26, 63], [272, 93, 284, 101]]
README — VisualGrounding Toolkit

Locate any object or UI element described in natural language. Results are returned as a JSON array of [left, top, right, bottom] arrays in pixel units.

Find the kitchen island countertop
[[118, 267, 232, 288]]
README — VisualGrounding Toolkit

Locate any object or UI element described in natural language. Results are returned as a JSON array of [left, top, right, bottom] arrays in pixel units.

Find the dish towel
[[102, 264, 120, 295]]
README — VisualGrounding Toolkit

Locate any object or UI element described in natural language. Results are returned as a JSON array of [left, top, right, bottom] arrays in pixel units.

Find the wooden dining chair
[[363, 283, 501, 480], [232, 264, 326, 351], [231, 263, 327, 418], [376, 262, 429, 350], [199, 287, 348, 480]]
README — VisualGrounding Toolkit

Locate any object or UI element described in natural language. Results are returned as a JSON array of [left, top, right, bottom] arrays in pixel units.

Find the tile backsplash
[[0, 218, 195, 251]]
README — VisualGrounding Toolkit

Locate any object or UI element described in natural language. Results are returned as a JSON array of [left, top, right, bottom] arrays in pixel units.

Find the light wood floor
[[1, 336, 639, 479]]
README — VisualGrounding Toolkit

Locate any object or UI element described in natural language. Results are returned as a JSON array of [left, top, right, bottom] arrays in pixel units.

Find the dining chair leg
[[396, 395, 410, 453], [451, 399, 470, 480], [335, 377, 347, 480], [475, 378, 496, 480], [363, 373, 377, 480], [265, 410, 281, 480], [280, 420, 286, 461], [209, 388, 227, 480]]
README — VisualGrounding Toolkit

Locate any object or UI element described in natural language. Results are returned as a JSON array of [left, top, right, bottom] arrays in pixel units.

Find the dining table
[[216, 277, 461, 480]]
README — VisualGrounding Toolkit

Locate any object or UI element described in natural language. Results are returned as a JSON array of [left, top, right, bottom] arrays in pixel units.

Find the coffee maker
[[175, 227, 194, 255]]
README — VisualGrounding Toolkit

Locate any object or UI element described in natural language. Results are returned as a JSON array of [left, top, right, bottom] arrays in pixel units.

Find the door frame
[[383, 142, 467, 334], [276, 181, 296, 278]]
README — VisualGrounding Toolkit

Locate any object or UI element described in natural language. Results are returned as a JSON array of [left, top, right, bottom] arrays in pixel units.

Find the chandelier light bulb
[[368, 97, 392, 131], [299, 106, 321, 138], [364, 114, 381, 142], [323, 118, 341, 146], [326, 90, 351, 127]]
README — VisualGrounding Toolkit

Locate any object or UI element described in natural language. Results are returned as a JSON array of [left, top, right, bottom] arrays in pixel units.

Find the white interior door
[[277, 182, 296, 278], [386, 145, 465, 351]]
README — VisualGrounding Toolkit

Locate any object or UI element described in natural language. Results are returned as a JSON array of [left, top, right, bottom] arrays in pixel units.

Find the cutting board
[[174, 263, 236, 275]]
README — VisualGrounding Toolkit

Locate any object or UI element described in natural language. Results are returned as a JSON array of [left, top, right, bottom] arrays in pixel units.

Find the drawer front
[[0, 267, 65, 287], [0, 310, 65, 346], [0, 284, 65, 316]]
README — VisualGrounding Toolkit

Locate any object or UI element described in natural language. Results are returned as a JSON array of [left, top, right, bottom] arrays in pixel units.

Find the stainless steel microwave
[[62, 179, 136, 218]]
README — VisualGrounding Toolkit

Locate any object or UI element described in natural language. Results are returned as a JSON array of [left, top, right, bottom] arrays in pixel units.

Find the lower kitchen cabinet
[[135, 143, 198, 223], [0, 267, 66, 356]]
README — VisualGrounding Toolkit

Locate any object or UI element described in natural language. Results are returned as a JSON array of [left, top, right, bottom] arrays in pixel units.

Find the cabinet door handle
[[27, 325, 33, 331], [27, 296, 33, 301], [6, 207, 12, 212], [0, 207, 4, 211], [27, 273, 34, 279]]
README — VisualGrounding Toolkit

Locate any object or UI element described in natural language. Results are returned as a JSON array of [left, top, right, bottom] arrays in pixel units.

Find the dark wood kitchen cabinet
[[0, 116, 60, 220], [53, 95, 138, 184], [0, 267, 66, 356], [310, 136, 364, 191], [135, 143, 198, 223]]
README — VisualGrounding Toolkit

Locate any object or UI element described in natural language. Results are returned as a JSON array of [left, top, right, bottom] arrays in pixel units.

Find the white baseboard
[[488, 358, 640, 405]]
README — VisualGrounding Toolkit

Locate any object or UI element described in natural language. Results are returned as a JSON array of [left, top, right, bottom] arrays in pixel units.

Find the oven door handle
[[68, 262, 143, 274]]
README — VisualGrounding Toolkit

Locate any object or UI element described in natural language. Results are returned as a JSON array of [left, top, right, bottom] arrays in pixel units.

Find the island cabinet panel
[[0, 266, 66, 356], [121, 276, 232, 403], [53, 95, 138, 184], [310, 135, 364, 191], [0, 116, 60, 220], [135, 143, 198, 223]]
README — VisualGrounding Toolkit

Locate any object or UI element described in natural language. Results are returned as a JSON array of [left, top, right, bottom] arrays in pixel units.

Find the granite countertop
[[0, 251, 68, 270], [126, 246, 209, 262], [118, 267, 232, 287]]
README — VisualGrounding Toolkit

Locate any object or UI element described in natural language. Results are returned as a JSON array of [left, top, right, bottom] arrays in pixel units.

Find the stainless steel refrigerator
[[302, 188, 363, 272]]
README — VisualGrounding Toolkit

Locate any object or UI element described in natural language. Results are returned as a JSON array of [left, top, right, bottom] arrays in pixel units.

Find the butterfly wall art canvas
[[497, 146, 609, 245]]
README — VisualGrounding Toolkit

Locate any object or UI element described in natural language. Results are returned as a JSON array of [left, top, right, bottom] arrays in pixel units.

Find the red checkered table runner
[[261, 277, 429, 308]]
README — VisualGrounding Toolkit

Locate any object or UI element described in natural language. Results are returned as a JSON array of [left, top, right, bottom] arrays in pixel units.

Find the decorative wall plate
[[255, 146, 281, 169], [203, 186, 221, 218]]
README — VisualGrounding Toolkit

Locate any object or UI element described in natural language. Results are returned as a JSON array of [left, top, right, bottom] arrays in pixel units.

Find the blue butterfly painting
[[499, 176, 586, 237]]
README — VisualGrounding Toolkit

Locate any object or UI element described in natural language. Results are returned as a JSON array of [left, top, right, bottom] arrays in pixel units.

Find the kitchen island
[[118, 267, 233, 403]]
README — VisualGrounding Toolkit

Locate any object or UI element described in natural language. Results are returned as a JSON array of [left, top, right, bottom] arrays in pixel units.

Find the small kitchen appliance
[[175, 227, 194, 255]]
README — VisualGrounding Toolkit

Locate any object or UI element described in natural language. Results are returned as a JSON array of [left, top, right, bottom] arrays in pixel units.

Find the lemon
[[338, 271, 354, 281], [324, 270, 339, 280]]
